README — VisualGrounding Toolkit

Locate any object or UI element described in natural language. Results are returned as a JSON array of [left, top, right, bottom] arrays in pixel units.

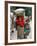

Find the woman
[[15, 8, 25, 39], [16, 16, 24, 39]]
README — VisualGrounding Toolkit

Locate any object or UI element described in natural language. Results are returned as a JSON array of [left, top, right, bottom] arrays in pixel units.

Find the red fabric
[[16, 16, 24, 27]]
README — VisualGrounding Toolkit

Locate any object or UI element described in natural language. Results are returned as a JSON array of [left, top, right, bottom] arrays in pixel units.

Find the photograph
[[10, 6, 32, 40], [5, 1, 36, 45]]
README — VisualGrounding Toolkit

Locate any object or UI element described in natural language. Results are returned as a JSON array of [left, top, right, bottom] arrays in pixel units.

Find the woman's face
[[19, 17, 22, 21]]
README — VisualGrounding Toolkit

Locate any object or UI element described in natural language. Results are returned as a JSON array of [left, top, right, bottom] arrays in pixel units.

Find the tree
[[25, 7, 32, 17]]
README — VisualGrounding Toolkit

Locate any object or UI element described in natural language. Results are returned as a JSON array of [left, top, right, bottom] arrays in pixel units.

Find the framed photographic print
[[5, 1, 36, 45]]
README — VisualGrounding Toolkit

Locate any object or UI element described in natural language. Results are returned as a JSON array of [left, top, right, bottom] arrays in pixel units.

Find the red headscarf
[[16, 16, 24, 27]]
